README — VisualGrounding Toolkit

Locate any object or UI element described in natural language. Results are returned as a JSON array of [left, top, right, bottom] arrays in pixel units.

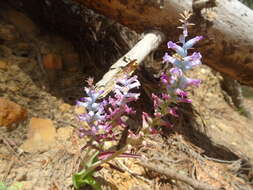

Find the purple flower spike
[[76, 85, 108, 136], [161, 16, 203, 102], [105, 74, 141, 129]]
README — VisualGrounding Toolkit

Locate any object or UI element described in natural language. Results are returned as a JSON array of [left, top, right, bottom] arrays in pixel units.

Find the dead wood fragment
[[140, 160, 219, 190], [95, 30, 164, 97]]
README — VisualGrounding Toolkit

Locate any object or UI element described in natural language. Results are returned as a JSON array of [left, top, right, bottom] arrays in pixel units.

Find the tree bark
[[74, 0, 253, 87]]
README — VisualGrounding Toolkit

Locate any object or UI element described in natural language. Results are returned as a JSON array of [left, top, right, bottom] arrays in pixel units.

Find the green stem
[[85, 146, 128, 174]]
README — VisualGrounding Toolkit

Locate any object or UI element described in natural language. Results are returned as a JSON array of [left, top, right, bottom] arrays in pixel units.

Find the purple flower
[[152, 93, 163, 109], [182, 52, 202, 70], [163, 51, 202, 72], [175, 88, 188, 98], [175, 89, 192, 103], [168, 68, 183, 89], [160, 73, 169, 84], [183, 36, 203, 49], [163, 52, 176, 64], [85, 87, 103, 103], [115, 75, 140, 92], [169, 107, 179, 117], [142, 112, 157, 134], [161, 93, 170, 100], [167, 41, 187, 57], [170, 68, 183, 78], [91, 123, 111, 135], [113, 75, 140, 106], [178, 75, 201, 89]]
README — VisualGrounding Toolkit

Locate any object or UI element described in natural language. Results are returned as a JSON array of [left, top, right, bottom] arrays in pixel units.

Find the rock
[[0, 60, 8, 70], [42, 54, 63, 70], [0, 24, 19, 41], [20, 118, 56, 153], [0, 98, 27, 127]]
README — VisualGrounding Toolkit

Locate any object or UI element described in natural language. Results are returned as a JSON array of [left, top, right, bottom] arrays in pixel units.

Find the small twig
[[150, 156, 188, 166], [2, 157, 14, 181], [116, 159, 152, 184], [0, 134, 28, 166], [191, 164, 197, 179], [56, 119, 79, 128], [204, 155, 239, 164], [140, 159, 219, 190], [197, 160, 227, 187], [52, 180, 61, 190]]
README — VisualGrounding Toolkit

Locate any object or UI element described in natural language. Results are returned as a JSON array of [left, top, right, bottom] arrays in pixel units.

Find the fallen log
[[74, 0, 253, 87]]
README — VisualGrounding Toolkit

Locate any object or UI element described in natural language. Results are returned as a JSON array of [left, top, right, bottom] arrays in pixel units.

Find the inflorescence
[[73, 10, 203, 190]]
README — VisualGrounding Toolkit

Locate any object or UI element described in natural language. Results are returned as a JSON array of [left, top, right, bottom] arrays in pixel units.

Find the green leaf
[[86, 151, 99, 167], [0, 182, 7, 190], [7, 182, 24, 190], [73, 172, 86, 189], [73, 172, 101, 190], [83, 175, 101, 190], [73, 152, 102, 190]]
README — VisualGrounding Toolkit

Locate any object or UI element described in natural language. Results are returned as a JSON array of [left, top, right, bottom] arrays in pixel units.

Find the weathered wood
[[74, 0, 253, 87], [95, 30, 164, 97]]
